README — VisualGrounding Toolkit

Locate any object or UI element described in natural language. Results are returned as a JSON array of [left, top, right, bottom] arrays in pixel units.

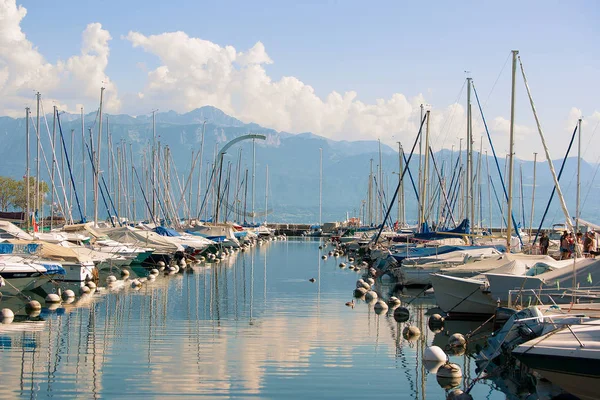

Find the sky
[[1, 0, 600, 161]]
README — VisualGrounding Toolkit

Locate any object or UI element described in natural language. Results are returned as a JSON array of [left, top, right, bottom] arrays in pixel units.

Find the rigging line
[[435, 79, 467, 152], [28, 113, 67, 219], [40, 102, 72, 220], [482, 51, 512, 110], [472, 82, 523, 246], [531, 124, 578, 245], [582, 118, 600, 160], [373, 113, 427, 245], [581, 154, 600, 212], [56, 111, 85, 223]]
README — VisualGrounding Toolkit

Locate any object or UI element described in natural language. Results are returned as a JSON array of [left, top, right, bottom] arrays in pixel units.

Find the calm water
[[0, 240, 528, 399]]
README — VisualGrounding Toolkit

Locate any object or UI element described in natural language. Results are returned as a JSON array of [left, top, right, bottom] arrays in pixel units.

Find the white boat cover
[[100, 226, 183, 253]]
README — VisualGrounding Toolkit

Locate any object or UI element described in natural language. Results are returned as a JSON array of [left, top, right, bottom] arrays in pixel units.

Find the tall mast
[[467, 77, 474, 229], [265, 164, 269, 225], [94, 87, 105, 227], [420, 110, 430, 229], [576, 118, 582, 232], [50, 105, 57, 229], [418, 104, 424, 224], [151, 110, 157, 219], [378, 139, 383, 225], [397, 142, 403, 226], [25, 107, 30, 232], [81, 107, 86, 219], [368, 159, 373, 225], [35, 92, 40, 228], [252, 138, 256, 224], [506, 50, 518, 251], [130, 144, 136, 222], [529, 152, 537, 237], [319, 147, 322, 226], [195, 121, 206, 218]]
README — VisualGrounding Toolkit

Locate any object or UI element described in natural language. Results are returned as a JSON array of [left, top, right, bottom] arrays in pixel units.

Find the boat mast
[[397, 142, 404, 227], [252, 138, 256, 224], [418, 104, 424, 226], [576, 118, 582, 232], [378, 139, 383, 225], [466, 77, 474, 229], [506, 50, 518, 251], [529, 152, 537, 237], [265, 164, 269, 225], [319, 147, 322, 226], [368, 159, 373, 225], [420, 110, 431, 230], [35, 92, 40, 230], [50, 106, 57, 230], [81, 107, 86, 220], [195, 121, 206, 218], [25, 107, 30, 232], [94, 87, 105, 227]]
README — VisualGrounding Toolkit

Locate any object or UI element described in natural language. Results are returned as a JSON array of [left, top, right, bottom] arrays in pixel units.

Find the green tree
[[12, 177, 50, 212], [0, 176, 19, 211]]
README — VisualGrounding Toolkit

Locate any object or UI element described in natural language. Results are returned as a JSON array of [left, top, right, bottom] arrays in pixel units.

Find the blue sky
[[5, 0, 600, 160]]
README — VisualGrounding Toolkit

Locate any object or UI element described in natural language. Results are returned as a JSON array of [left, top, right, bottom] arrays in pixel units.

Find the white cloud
[[0, 0, 119, 115], [124, 30, 462, 150]]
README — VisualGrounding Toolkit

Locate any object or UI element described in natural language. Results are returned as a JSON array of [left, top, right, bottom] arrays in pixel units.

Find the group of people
[[545, 230, 598, 259]]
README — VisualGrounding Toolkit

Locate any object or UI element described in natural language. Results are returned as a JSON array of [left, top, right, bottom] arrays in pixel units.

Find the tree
[[0, 176, 19, 211], [12, 177, 50, 212]]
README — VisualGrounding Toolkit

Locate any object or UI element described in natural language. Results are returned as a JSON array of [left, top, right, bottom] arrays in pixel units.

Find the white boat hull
[[430, 273, 496, 315]]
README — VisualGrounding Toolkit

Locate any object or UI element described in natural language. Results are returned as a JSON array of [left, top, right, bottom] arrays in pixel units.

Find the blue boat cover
[[234, 231, 247, 238], [40, 263, 66, 275], [154, 227, 181, 237], [0, 243, 40, 254], [413, 219, 470, 241]]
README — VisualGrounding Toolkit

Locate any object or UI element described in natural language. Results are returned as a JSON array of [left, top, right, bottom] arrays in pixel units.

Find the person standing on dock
[[539, 232, 549, 255], [560, 231, 569, 260]]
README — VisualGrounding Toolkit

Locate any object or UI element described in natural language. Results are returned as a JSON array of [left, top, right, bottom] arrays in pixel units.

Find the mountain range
[[0, 106, 597, 227]]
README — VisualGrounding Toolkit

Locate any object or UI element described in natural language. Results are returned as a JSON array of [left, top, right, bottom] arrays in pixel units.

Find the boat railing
[[508, 287, 600, 309]]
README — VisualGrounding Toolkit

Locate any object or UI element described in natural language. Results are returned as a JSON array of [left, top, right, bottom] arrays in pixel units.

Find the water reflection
[[0, 240, 554, 399]]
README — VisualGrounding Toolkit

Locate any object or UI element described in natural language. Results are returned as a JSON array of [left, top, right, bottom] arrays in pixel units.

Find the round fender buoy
[[393, 307, 410, 323]]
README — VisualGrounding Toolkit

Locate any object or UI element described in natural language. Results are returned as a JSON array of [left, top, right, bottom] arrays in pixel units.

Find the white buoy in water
[[321, 255, 327, 260], [334, 252, 339, 257], [388, 296, 401, 306], [366, 277, 375, 286], [354, 287, 367, 298], [62, 290, 75, 300], [179, 259, 186, 267], [148, 274, 156, 281], [339, 262, 346, 268], [374, 300, 389, 314], [356, 279, 370, 289], [26, 300, 42, 315], [424, 346, 447, 362], [80, 285, 91, 295], [403, 325, 421, 340], [349, 257, 354, 262], [448, 333, 466, 348], [157, 261, 166, 268], [369, 268, 377, 276], [1, 308, 14, 323], [86, 281, 97, 290], [348, 265, 356, 270], [436, 363, 463, 389], [365, 290, 378, 301], [150, 269, 159, 276], [106, 275, 117, 284], [45, 293, 61, 304]]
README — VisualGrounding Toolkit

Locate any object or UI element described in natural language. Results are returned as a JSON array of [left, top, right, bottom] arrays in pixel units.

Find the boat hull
[[430, 273, 496, 315]]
